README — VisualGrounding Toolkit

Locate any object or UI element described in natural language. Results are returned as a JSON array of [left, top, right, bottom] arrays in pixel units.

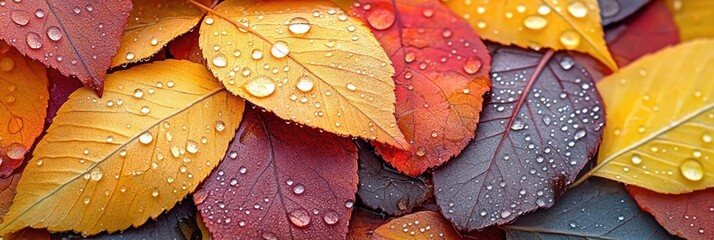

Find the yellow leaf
[[110, 0, 212, 67], [587, 40, 714, 194], [197, 0, 408, 148], [0, 42, 48, 163], [0, 60, 245, 235], [667, 0, 714, 41], [443, 0, 618, 71]]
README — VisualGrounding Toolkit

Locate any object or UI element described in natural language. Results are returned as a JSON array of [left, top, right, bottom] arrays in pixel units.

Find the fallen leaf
[[0, 60, 246, 235], [666, 0, 714, 41], [584, 40, 714, 194], [0, 42, 48, 175], [53, 198, 202, 240], [433, 45, 605, 231], [347, 208, 386, 240], [0, 174, 21, 223], [372, 211, 461, 239], [110, 0, 210, 67], [3, 228, 49, 240], [627, 186, 714, 239], [197, 0, 408, 149], [443, 0, 618, 71], [0, 0, 132, 93], [598, 0, 649, 26], [194, 108, 358, 239], [350, 0, 491, 176], [168, 31, 205, 64], [501, 179, 673, 239], [45, 69, 83, 126], [356, 142, 431, 216]]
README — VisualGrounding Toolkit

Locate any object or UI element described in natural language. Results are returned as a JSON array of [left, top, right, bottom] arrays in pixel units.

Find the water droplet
[[536, 198, 546, 207], [26, 32, 42, 49], [345, 200, 354, 208], [152, 188, 160, 197], [416, 148, 426, 157], [35, 9, 45, 18], [139, 132, 153, 144], [463, 56, 482, 74], [215, 121, 226, 132], [560, 56, 575, 70], [5, 143, 25, 160], [366, 6, 395, 30], [125, 52, 135, 61], [703, 133, 712, 143], [559, 30, 581, 50], [422, 9, 434, 18], [568, 1, 589, 18], [293, 184, 305, 194], [150, 37, 159, 46], [244, 76, 276, 98], [212, 53, 227, 68], [288, 17, 311, 34], [511, 120, 525, 130], [186, 140, 199, 154], [106, 135, 114, 143], [323, 210, 339, 225], [205, 17, 214, 25], [251, 49, 263, 60], [90, 168, 103, 181], [630, 154, 642, 165], [46, 26, 62, 41], [500, 210, 511, 218], [296, 76, 314, 92], [538, 5, 551, 15], [680, 158, 704, 181], [288, 209, 311, 227], [11, 10, 29, 26], [133, 89, 144, 98], [346, 83, 357, 91], [140, 106, 150, 114], [524, 15, 548, 30], [271, 41, 289, 58], [229, 178, 238, 186], [574, 130, 587, 140]]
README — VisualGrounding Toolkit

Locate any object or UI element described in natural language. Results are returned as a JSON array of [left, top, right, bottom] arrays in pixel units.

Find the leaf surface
[[587, 40, 714, 194], [110, 0, 209, 67], [372, 211, 461, 239], [502, 179, 672, 239], [667, 0, 714, 41], [168, 31, 205, 64], [0, 43, 48, 174], [443, 0, 618, 71], [356, 142, 431, 216], [433, 45, 605, 231], [350, 0, 491, 176], [194, 108, 358, 239], [0, 60, 245, 235], [198, 0, 407, 148], [626, 186, 714, 239], [0, 174, 21, 223], [0, 0, 131, 93], [346, 208, 386, 240], [598, 0, 649, 26]]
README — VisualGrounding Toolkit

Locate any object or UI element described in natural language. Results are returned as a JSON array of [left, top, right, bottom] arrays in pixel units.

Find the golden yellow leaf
[[584, 40, 714, 194], [0, 60, 245, 235], [443, 0, 618, 71], [666, 0, 714, 41], [110, 0, 212, 67], [0, 43, 48, 164], [197, 0, 408, 148]]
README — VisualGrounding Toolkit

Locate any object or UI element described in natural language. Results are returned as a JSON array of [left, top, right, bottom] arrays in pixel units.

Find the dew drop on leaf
[[244, 76, 276, 98], [366, 5, 395, 30], [90, 168, 103, 181], [559, 30, 581, 50], [212, 53, 227, 68], [293, 184, 305, 195], [11, 10, 29, 26], [139, 132, 153, 144], [523, 15, 548, 30], [323, 210, 339, 225], [133, 88, 144, 98], [296, 75, 314, 92], [25, 32, 42, 49], [186, 140, 199, 154], [251, 49, 263, 60], [631, 154, 642, 165], [35, 9, 45, 18], [270, 41, 289, 58], [288, 209, 311, 227], [680, 158, 704, 181], [46, 26, 62, 41], [215, 121, 226, 132], [567, 1, 589, 18], [125, 52, 135, 60], [288, 17, 311, 34], [463, 56, 482, 74], [5, 143, 26, 160]]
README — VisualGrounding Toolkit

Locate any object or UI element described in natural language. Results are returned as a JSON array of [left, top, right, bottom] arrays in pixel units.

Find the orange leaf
[[373, 211, 461, 239]]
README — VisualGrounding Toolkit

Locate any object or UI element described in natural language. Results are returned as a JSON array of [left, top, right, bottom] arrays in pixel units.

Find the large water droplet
[[568, 1, 589, 18], [139, 132, 153, 144], [212, 53, 227, 68], [186, 140, 199, 154], [680, 158, 704, 181], [296, 75, 314, 92], [46, 26, 62, 41], [511, 120, 525, 131], [524, 15, 548, 30], [215, 121, 226, 132], [559, 30, 581, 50], [5, 143, 26, 160], [288, 17, 311, 34], [90, 168, 103, 181], [271, 41, 289, 58], [251, 49, 263, 60], [500, 210, 511, 218], [244, 76, 276, 98], [703, 133, 712, 143], [35, 9, 45, 18], [463, 56, 482, 74], [133, 88, 144, 98], [366, 6, 395, 30], [26, 32, 42, 49], [288, 209, 311, 227], [630, 154, 642, 165], [125, 52, 135, 61], [323, 210, 339, 225], [293, 184, 305, 194], [11, 10, 30, 26]]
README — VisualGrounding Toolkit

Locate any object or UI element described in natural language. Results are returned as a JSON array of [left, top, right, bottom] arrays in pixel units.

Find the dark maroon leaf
[[627, 186, 714, 239], [357, 141, 431, 216], [433, 45, 606, 231], [598, 0, 649, 26], [46, 69, 83, 126], [52, 199, 201, 240], [194, 108, 358, 239], [346, 207, 387, 240], [501, 179, 673, 239]]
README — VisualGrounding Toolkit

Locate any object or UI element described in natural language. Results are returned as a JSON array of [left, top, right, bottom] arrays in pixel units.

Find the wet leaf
[[433, 45, 606, 231], [372, 211, 461, 239], [502, 179, 673, 239], [4, 228, 50, 240], [586, 40, 714, 194], [53, 198, 202, 240], [45, 70, 83, 126], [627, 186, 714, 239], [111, 0, 210, 67], [666, 0, 714, 41], [194, 108, 358, 239], [0, 42, 48, 175], [169, 31, 205, 64], [356, 142, 431, 216], [0, 0, 132, 93], [598, 0, 649, 26], [0, 174, 21, 223], [198, 0, 408, 149], [444, 0, 618, 71], [347, 208, 386, 240], [0, 60, 246, 235], [350, 0, 491, 176]]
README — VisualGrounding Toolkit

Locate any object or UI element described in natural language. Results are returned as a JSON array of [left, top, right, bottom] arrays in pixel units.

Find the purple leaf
[[599, 0, 650, 26]]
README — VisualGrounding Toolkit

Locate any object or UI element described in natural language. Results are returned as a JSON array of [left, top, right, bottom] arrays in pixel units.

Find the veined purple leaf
[[599, 0, 650, 26], [433, 44, 606, 231]]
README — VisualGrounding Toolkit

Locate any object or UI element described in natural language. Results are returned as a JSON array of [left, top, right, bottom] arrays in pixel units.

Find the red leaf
[[194, 108, 358, 239], [46, 69, 82, 126], [349, 0, 491, 176], [346, 208, 386, 240], [433, 45, 605, 231], [0, 0, 132, 93], [168, 30, 204, 64], [627, 186, 714, 239], [599, 0, 649, 26]]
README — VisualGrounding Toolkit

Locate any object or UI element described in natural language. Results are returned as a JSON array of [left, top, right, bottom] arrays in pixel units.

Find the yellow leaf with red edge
[[110, 0, 212, 67], [0, 60, 245, 235], [584, 40, 714, 194], [0, 43, 48, 168], [373, 211, 461, 239], [443, 0, 618, 71], [666, 0, 714, 41], [198, 0, 408, 149]]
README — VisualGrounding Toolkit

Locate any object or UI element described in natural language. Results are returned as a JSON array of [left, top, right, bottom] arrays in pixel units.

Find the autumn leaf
[[444, 0, 618, 71], [666, 0, 714, 41], [194, 108, 358, 239], [502, 179, 672, 239], [581, 40, 714, 194], [347, 208, 386, 240], [45, 70, 84, 126], [598, 0, 650, 26], [0, 174, 21, 224], [168, 31, 205, 64], [356, 142, 431, 216], [0, 43, 48, 175], [3, 228, 50, 240], [627, 186, 714, 239], [349, 0, 491, 176], [196, 0, 408, 148], [111, 0, 211, 67], [372, 211, 461, 239], [433, 45, 605, 231], [0, 60, 245, 235], [0, 0, 132, 93]]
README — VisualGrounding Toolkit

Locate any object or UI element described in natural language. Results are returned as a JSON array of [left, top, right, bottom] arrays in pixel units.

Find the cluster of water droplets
[[386, 218, 448, 237]]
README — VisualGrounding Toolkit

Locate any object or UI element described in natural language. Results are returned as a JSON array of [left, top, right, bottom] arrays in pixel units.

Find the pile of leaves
[[0, 0, 712, 239]]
